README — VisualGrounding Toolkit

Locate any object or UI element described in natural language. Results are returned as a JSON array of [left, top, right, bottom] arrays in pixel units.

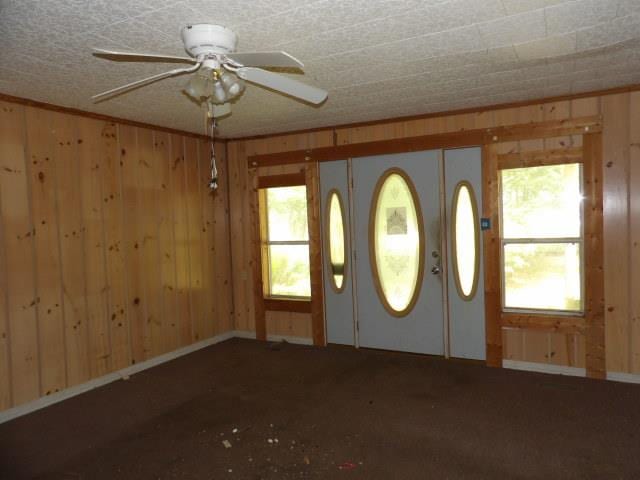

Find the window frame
[[368, 167, 425, 318], [325, 189, 348, 294], [451, 180, 481, 302], [498, 162, 585, 316], [258, 173, 311, 303]]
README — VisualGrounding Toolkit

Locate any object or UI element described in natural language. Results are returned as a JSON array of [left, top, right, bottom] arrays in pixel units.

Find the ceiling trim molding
[[0, 92, 215, 141], [246, 115, 602, 168], [231, 82, 640, 142], [2, 82, 636, 144]]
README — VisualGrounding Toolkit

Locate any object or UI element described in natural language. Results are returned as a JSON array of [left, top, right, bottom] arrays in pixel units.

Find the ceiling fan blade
[[93, 48, 196, 64], [92, 63, 201, 102], [236, 67, 327, 105], [225, 51, 303, 68]]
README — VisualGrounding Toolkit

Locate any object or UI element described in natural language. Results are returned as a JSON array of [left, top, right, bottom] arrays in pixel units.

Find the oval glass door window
[[327, 190, 346, 292], [370, 169, 424, 316], [451, 181, 480, 300]]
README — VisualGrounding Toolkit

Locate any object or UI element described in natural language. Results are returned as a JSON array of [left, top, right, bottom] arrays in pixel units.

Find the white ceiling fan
[[92, 24, 328, 118]]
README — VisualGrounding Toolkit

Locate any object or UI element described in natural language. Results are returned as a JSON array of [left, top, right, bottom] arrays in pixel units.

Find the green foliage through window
[[501, 164, 583, 312], [263, 186, 311, 298]]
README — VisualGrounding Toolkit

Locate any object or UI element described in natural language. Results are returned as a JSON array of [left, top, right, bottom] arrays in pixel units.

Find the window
[[451, 181, 480, 300], [326, 190, 347, 292], [260, 185, 311, 298], [500, 163, 583, 313], [370, 168, 424, 316]]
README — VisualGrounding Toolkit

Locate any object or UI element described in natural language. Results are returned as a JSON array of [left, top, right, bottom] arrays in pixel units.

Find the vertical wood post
[[482, 145, 502, 366], [306, 162, 326, 346], [249, 168, 266, 341], [584, 132, 606, 378]]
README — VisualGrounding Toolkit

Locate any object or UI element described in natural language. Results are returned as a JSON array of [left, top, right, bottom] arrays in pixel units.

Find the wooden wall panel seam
[[21, 107, 44, 398], [116, 124, 133, 367], [52, 114, 70, 391], [0, 140, 14, 408], [224, 141, 236, 328]]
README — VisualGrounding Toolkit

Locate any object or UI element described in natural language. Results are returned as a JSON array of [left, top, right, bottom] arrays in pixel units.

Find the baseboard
[[607, 371, 640, 384], [0, 330, 236, 425], [502, 360, 586, 377], [233, 330, 313, 345]]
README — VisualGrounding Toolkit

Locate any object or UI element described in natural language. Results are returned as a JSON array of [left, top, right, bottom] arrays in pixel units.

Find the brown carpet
[[1, 338, 639, 479]]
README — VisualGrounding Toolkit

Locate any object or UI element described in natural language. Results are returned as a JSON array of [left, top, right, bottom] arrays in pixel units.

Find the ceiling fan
[[92, 24, 328, 118]]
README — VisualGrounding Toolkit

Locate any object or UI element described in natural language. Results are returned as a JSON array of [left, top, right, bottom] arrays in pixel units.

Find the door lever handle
[[431, 265, 441, 275]]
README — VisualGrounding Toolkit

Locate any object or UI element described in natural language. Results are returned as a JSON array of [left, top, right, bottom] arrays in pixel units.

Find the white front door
[[352, 150, 444, 355]]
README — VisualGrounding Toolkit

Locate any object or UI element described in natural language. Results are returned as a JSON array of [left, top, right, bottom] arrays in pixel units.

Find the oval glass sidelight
[[326, 190, 347, 292], [451, 181, 480, 300], [369, 169, 424, 316]]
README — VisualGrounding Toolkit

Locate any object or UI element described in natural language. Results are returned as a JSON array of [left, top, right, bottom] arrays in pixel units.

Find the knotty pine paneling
[[630, 92, 640, 373], [25, 108, 67, 396], [0, 102, 39, 407], [0, 100, 233, 411], [602, 94, 631, 373]]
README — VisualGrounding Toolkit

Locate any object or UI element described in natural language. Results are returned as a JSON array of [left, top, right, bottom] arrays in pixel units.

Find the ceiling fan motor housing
[[181, 24, 238, 57]]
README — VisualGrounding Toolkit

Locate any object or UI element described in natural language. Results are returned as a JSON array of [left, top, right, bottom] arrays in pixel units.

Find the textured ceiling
[[1, 0, 639, 138]]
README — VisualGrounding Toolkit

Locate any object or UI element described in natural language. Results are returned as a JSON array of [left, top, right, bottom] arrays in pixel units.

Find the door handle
[[431, 250, 441, 275]]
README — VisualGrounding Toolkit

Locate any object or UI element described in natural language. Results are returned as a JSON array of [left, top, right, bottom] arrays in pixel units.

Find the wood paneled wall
[[227, 91, 640, 376], [0, 100, 233, 411]]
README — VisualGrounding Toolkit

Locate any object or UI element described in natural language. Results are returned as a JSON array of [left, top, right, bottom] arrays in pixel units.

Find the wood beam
[[482, 144, 502, 367], [305, 162, 326, 346], [583, 133, 606, 379], [249, 168, 266, 341]]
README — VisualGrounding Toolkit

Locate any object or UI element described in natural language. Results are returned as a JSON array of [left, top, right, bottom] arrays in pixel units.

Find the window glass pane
[[453, 184, 478, 298], [269, 244, 311, 297], [501, 164, 582, 239], [504, 242, 581, 311], [328, 192, 346, 290], [267, 186, 308, 241], [373, 172, 422, 313]]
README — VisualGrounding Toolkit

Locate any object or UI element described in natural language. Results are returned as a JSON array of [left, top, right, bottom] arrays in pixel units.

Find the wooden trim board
[[501, 313, 585, 334], [503, 359, 586, 377], [306, 162, 326, 346], [0, 93, 211, 141], [583, 133, 606, 379], [264, 299, 312, 313], [482, 145, 502, 367], [249, 168, 267, 341], [247, 116, 602, 168], [257, 172, 306, 189]]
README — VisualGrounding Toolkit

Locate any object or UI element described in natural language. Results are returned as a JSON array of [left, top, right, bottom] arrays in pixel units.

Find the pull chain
[[208, 112, 218, 191]]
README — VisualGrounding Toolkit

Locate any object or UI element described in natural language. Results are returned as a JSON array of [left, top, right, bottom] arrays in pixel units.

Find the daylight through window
[[261, 185, 311, 298], [500, 163, 583, 312]]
